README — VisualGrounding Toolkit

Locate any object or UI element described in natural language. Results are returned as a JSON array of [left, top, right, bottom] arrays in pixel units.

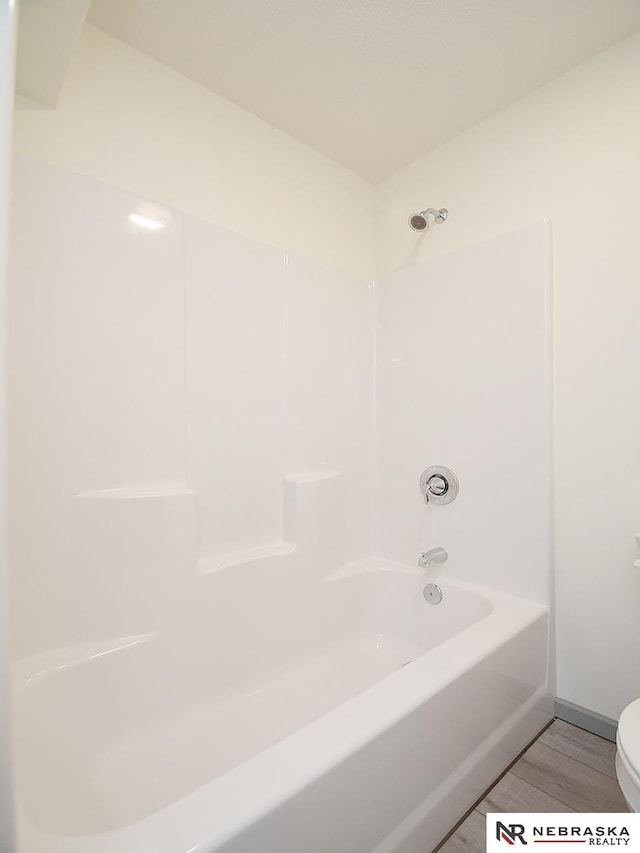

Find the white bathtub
[[13, 558, 551, 853]]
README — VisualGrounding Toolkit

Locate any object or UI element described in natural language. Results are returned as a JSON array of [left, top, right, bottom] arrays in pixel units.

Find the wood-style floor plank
[[510, 741, 628, 812], [476, 769, 576, 814], [538, 718, 617, 778], [437, 809, 486, 853], [437, 720, 628, 853]]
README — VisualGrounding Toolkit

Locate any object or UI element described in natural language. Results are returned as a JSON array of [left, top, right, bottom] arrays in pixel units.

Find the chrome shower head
[[408, 207, 448, 232], [409, 212, 429, 231]]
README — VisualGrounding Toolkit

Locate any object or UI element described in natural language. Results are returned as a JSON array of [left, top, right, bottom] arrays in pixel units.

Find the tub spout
[[418, 547, 448, 569]]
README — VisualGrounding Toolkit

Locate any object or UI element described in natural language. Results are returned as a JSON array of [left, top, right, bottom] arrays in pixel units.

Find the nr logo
[[496, 821, 528, 845]]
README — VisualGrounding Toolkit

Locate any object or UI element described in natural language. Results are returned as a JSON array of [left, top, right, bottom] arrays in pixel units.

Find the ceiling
[[16, 0, 92, 108], [57, 2, 640, 180]]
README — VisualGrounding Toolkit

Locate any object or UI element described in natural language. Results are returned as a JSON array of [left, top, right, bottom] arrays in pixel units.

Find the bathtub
[[12, 555, 551, 853]]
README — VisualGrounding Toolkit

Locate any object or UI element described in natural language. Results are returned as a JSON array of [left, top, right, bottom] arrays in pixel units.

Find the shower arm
[[420, 208, 448, 223]]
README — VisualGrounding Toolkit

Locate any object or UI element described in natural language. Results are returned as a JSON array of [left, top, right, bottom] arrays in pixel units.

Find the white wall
[[9, 20, 375, 662], [10, 13, 640, 723], [0, 2, 17, 848], [12, 24, 374, 279], [376, 32, 640, 720]]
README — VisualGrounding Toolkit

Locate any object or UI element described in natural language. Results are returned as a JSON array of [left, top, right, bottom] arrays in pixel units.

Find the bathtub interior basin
[[13, 559, 494, 837]]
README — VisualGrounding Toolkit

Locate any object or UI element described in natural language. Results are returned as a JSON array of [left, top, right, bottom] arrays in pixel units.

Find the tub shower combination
[[13, 469, 551, 853], [9, 162, 552, 853]]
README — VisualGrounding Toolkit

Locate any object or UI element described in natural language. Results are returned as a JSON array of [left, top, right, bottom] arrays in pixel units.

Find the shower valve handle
[[419, 466, 459, 505]]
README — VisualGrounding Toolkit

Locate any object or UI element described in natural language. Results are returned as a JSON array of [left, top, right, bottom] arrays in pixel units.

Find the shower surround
[[9, 155, 552, 852]]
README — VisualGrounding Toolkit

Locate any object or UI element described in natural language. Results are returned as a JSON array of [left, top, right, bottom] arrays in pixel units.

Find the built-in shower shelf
[[76, 485, 194, 500], [198, 542, 296, 574], [284, 470, 341, 484]]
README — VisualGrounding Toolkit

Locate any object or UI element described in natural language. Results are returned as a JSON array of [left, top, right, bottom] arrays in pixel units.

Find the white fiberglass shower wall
[[375, 223, 552, 603], [9, 157, 552, 659], [9, 155, 374, 657]]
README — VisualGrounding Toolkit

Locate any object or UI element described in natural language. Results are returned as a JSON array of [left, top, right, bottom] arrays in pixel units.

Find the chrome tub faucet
[[418, 547, 448, 569]]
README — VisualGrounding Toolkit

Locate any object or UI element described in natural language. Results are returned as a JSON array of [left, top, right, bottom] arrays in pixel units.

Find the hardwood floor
[[436, 719, 628, 853]]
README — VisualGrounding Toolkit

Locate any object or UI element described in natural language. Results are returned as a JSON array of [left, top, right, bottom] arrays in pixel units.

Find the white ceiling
[[82, 1, 640, 182], [16, 0, 91, 107]]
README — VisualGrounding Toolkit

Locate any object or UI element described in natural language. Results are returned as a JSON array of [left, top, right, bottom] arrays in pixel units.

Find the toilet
[[616, 697, 640, 812]]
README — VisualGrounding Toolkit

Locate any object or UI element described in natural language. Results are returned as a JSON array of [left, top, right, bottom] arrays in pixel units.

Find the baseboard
[[555, 698, 618, 743]]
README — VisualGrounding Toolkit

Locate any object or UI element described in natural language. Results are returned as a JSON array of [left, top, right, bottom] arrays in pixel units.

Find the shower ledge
[[76, 485, 194, 500], [198, 542, 296, 574]]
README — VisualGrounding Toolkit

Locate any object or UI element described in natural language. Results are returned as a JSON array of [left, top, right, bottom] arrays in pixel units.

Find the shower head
[[408, 207, 448, 232], [409, 212, 429, 231]]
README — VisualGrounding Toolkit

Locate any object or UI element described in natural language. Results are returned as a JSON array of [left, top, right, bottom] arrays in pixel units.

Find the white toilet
[[616, 697, 640, 812]]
